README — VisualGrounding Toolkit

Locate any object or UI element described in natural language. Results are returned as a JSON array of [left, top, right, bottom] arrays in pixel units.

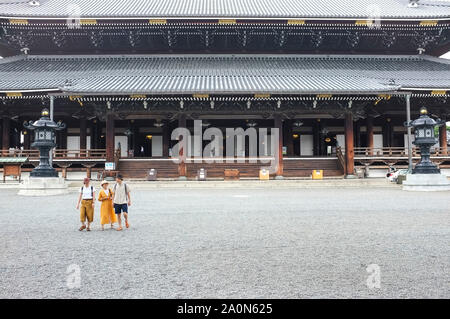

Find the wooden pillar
[[89, 121, 96, 151], [274, 115, 284, 178], [96, 120, 101, 149], [106, 114, 115, 162], [178, 114, 187, 179], [313, 120, 320, 156], [86, 166, 92, 179], [163, 121, 170, 158], [345, 113, 355, 178], [284, 119, 294, 156], [388, 120, 394, 147], [96, 121, 103, 150], [61, 126, 67, 149], [382, 123, 387, 147], [55, 130, 62, 149], [2, 117, 10, 156], [61, 167, 68, 179], [90, 121, 96, 150], [126, 133, 132, 159], [79, 117, 87, 157], [355, 120, 361, 148], [23, 129, 31, 150], [132, 126, 138, 157], [10, 122, 19, 148], [383, 119, 393, 147], [440, 117, 448, 155], [366, 116, 374, 155], [89, 119, 97, 150]]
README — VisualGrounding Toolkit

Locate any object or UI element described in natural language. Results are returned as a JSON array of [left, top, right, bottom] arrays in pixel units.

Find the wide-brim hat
[[100, 180, 109, 186]]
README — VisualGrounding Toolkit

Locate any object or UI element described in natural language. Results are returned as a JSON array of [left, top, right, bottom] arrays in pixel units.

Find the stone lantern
[[24, 108, 66, 177], [403, 107, 450, 191], [407, 107, 443, 174]]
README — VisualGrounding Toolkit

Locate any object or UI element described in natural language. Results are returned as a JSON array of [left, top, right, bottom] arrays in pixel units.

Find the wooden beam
[[345, 113, 355, 178]]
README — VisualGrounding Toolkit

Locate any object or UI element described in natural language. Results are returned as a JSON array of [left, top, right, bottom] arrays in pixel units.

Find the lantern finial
[[420, 107, 428, 115]]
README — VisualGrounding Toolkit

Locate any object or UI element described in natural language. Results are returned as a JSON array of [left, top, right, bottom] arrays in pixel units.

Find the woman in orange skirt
[[98, 180, 118, 230]]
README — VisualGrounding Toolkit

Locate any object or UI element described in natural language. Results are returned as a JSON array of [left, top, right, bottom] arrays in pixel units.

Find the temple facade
[[0, 0, 450, 179]]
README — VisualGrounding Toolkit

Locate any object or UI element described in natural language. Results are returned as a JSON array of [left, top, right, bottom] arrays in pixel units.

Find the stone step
[[64, 178, 400, 190]]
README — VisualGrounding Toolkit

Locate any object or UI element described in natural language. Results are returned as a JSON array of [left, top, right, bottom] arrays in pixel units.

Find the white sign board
[[105, 162, 115, 171]]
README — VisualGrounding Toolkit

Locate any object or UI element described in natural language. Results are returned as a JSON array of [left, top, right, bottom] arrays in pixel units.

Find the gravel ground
[[0, 187, 449, 299]]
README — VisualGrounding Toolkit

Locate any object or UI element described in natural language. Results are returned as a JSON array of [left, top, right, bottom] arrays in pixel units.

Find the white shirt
[[80, 185, 95, 200]]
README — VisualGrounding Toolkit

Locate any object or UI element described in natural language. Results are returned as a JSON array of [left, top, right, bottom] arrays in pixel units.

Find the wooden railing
[[54, 149, 107, 159], [1, 149, 39, 158], [2, 147, 448, 161], [1, 149, 107, 160], [353, 147, 449, 157]]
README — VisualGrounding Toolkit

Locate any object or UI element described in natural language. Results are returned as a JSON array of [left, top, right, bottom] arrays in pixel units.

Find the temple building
[[0, 0, 450, 179]]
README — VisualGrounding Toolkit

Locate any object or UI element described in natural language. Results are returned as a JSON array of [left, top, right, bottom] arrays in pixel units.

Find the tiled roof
[[0, 54, 449, 94], [0, 0, 449, 19]]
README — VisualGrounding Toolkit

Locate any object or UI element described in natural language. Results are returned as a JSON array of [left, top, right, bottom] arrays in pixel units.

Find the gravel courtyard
[[0, 186, 449, 299]]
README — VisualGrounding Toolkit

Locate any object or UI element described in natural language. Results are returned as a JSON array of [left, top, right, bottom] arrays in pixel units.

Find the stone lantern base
[[18, 177, 69, 196], [30, 168, 59, 178], [403, 173, 450, 192]]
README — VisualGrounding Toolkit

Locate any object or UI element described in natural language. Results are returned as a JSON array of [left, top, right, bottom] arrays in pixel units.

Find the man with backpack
[[76, 177, 96, 232], [113, 174, 131, 231]]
